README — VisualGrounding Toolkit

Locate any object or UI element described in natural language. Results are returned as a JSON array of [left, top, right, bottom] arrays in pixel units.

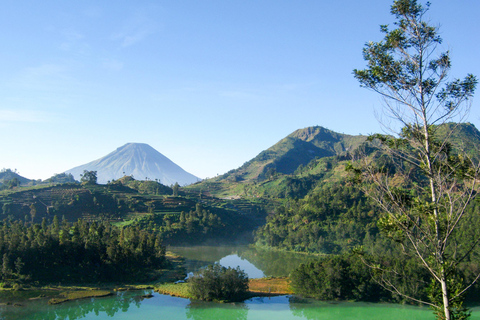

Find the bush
[[188, 264, 249, 302], [290, 254, 384, 301]]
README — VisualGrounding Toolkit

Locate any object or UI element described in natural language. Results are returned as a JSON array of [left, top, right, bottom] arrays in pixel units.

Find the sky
[[1, 0, 479, 181]]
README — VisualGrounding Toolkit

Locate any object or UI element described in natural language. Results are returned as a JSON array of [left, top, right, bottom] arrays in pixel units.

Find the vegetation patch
[[155, 283, 192, 299], [248, 277, 293, 295], [188, 264, 249, 302], [48, 290, 112, 305]]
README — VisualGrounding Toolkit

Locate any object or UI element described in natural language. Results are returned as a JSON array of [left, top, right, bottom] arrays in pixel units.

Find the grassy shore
[[0, 251, 186, 305], [48, 290, 113, 305], [248, 277, 293, 295], [1, 253, 293, 306], [154, 277, 293, 300], [155, 283, 193, 299]]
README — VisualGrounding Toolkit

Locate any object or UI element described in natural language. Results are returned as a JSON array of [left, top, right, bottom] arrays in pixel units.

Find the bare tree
[[352, 1, 478, 319]]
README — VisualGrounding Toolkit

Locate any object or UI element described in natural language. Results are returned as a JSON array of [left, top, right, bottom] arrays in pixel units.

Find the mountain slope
[[65, 143, 200, 185], [0, 169, 31, 185], [187, 123, 480, 199], [220, 126, 366, 182]]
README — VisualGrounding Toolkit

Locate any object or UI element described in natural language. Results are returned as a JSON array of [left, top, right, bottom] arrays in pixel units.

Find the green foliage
[[80, 170, 97, 185], [128, 201, 251, 246], [429, 275, 471, 320], [0, 218, 166, 284], [172, 182, 179, 196], [353, 1, 478, 318], [0, 168, 31, 186], [290, 253, 434, 303], [290, 254, 383, 301], [111, 178, 172, 195], [188, 264, 249, 302], [45, 173, 77, 184], [187, 126, 367, 198], [255, 181, 379, 254]]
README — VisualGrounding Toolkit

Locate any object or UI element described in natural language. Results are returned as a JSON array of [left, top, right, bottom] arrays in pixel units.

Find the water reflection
[[239, 247, 318, 277], [0, 291, 147, 320], [169, 245, 318, 278], [289, 299, 433, 320], [219, 254, 265, 278], [186, 301, 248, 320], [1, 246, 455, 320], [2, 291, 455, 320]]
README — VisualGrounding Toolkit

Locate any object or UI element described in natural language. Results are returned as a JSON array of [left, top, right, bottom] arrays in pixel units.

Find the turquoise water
[[2, 291, 443, 320], [2, 245, 479, 320]]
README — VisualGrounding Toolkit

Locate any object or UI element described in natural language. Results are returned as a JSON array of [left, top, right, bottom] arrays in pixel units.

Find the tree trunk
[[441, 274, 451, 320]]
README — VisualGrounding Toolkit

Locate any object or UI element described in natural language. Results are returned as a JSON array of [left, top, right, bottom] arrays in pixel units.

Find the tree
[[29, 203, 37, 223], [188, 264, 249, 302], [80, 170, 97, 185], [172, 182, 179, 196], [352, 1, 478, 319]]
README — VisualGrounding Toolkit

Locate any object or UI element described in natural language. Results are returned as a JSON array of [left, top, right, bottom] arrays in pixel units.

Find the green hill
[[226, 126, 366, 181], [253, 122, 480, 254], [0, 168, 31, 186], [188, 123, 480, 200], [186, 126, 367, 198], [0, 176, 261, 246], [184, 122, 480, 254]]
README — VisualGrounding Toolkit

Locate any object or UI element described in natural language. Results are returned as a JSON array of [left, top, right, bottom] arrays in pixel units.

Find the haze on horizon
[[0, 0, 478, 180]]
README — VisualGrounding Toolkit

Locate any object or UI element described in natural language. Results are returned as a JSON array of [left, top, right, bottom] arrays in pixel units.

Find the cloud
[[111, 6, 161, 48]]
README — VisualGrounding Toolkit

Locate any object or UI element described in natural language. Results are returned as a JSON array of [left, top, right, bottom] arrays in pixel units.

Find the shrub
[[188, 264, 249, 302], [290, 254, 383, 301]]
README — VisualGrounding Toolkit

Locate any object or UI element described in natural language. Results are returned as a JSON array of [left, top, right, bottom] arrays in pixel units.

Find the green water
[[2, 246, 479, 319], [1, 291, 452, 320], [169, 245, 317, 278]]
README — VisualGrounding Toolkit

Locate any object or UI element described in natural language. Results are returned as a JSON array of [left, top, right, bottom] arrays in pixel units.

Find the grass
[[48, 290, 112, 305], [154, 277, 294, 301], [248, 277, 293, 295], [155, 283, 192, 299]]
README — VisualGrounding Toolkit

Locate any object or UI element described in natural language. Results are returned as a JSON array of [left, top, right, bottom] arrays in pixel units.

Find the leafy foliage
[[0, 217, 166, 284], [188, 264, 249, 302], [353, 1, 478, 318], [290, 253, 431, 303], [255, 181, 379, 254], [80, 170, 97, 185]]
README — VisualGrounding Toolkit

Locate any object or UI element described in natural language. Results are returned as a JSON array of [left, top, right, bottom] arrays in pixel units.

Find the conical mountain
[[65, 143, 200, 185]]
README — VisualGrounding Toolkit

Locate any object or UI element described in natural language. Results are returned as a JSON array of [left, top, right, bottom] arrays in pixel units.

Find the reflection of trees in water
[[170, 245, 316, 278], [239, 247, 317, 277], [289, 296, 322, 320], [170, 246, 251, 276], [53, 292, 144, 320], [186, 300, 248, 320], [17, 291, 146, 320]]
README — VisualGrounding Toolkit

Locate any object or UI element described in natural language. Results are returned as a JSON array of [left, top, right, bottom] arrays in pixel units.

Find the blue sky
[[1, 1, 479, 180]]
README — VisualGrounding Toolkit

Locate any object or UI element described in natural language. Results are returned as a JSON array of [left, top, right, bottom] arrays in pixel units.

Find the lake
[[2, 290, 441, 320], [1, 245, 478, 320]]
